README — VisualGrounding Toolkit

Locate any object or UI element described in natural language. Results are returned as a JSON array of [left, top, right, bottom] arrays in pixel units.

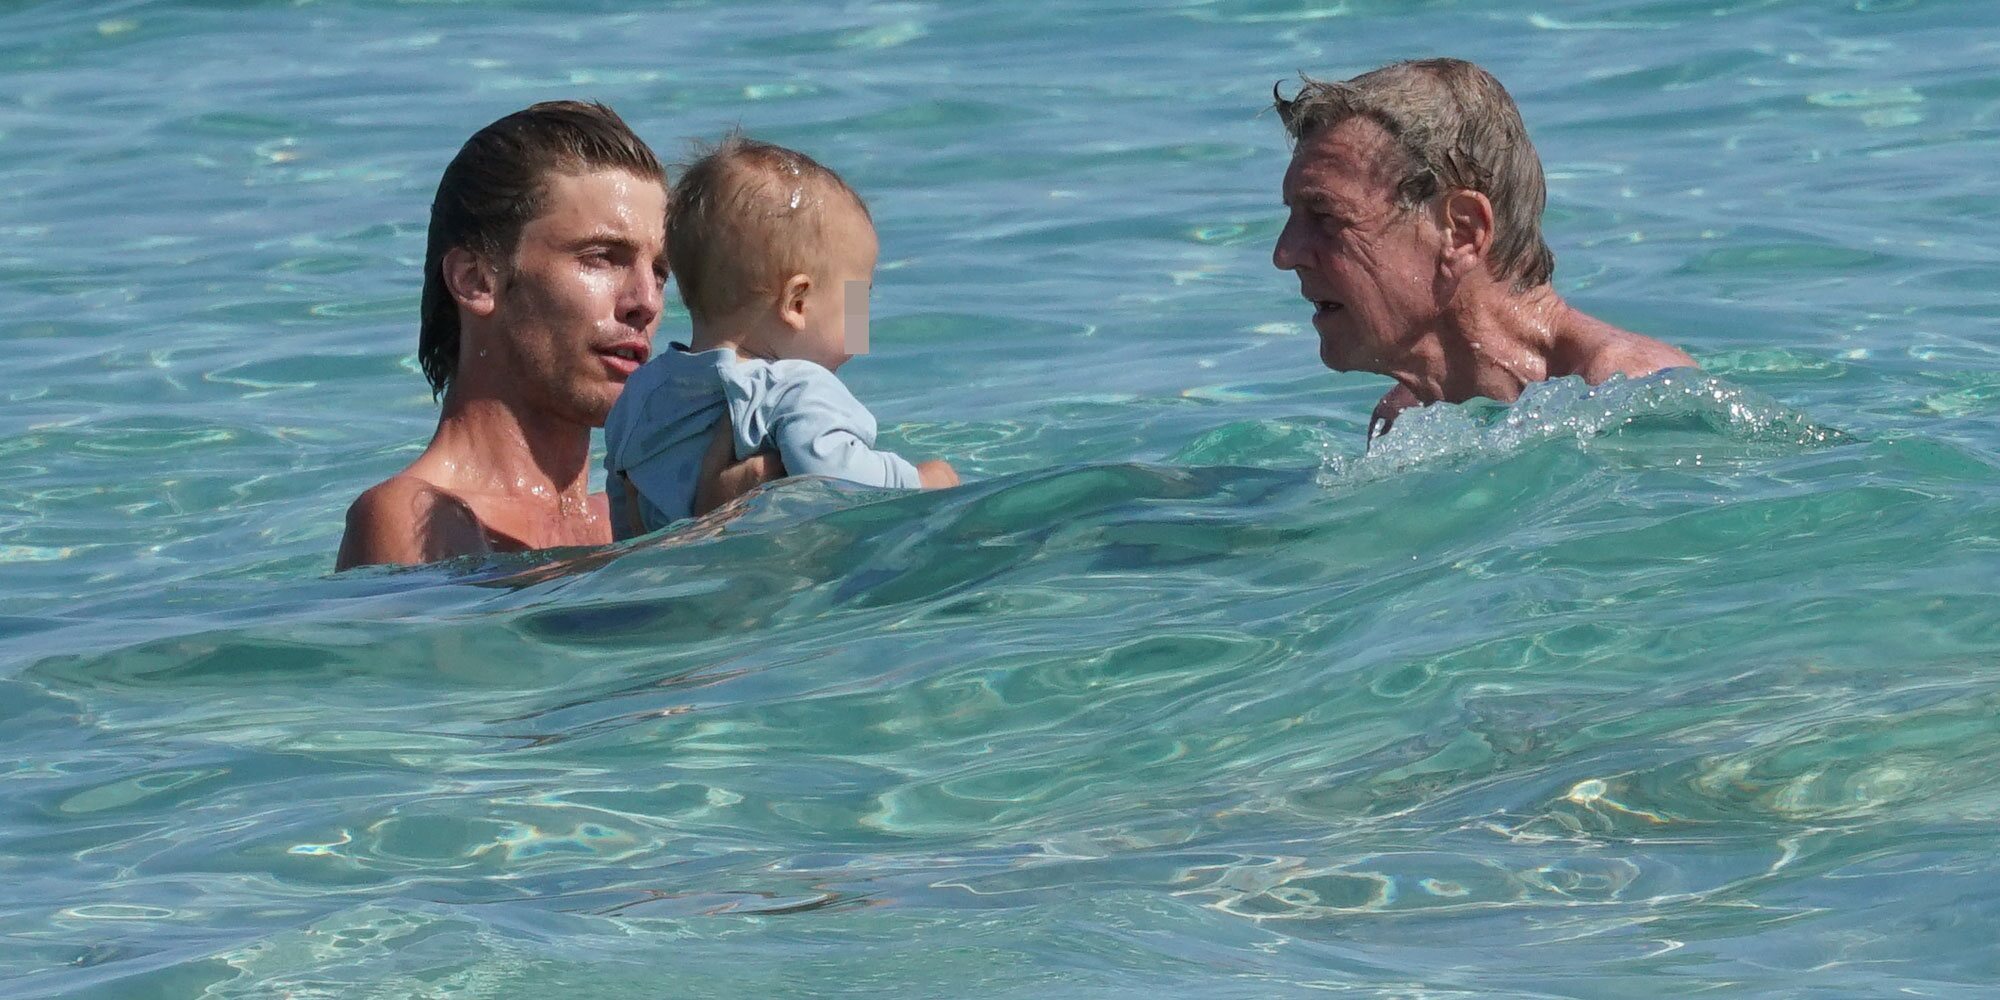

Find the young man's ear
[[1436, 189, 1494, 281], [777, 273, 813, 331], [443, 246, 501, 318]]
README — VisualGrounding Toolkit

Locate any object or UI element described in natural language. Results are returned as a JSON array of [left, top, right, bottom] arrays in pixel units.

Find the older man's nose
[[1272, 222, 1295, 271]]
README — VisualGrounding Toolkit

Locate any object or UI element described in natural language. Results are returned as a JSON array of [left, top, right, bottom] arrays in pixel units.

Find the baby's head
[[669, 135, 876, 371]]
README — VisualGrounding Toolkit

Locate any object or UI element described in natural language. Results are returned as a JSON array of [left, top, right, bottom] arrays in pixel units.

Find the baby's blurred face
[[794, 199, 877, 372]]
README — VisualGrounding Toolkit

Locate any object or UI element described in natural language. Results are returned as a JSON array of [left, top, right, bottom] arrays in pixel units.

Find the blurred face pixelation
[[495, 168, 667, 425], [796, 195, 877, 371]]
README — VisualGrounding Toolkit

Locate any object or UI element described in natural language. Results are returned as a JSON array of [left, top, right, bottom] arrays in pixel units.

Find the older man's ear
[[1437, 189, 1495, 282]]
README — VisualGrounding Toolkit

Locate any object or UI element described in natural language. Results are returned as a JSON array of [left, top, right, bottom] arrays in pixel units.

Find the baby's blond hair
[[668, 134, 870, 321]]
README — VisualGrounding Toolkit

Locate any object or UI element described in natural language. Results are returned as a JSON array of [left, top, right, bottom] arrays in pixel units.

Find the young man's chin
[[546, 384, 622, 430], [587, 395, 622, 428]]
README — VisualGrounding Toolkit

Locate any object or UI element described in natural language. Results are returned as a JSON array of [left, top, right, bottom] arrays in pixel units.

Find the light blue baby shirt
[[604, 345, 922, 538]]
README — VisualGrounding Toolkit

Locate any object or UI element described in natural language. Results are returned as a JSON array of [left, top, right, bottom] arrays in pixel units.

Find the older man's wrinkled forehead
[[1283, 117, 1413, 213]]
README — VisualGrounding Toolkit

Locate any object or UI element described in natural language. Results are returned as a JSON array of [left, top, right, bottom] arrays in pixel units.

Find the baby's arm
[[772, 415, 924, 489], [766, 370, 946, 490]]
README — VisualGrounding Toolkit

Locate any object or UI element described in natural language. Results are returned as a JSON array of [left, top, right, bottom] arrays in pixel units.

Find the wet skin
[[337, 168, 668, 569], [1274, 117, 1695, 439]]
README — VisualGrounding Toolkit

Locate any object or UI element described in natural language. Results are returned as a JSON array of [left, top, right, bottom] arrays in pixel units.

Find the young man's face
[[492, 168, 668, 426], [795, 199, 878, 373], [1273, 117, 1447, 376]]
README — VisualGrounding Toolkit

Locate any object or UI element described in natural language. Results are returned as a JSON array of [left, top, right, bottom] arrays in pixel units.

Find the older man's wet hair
[[419, 100, 665, 399], [1275, 58, 1555, 291], [668, 133, 870, 322]]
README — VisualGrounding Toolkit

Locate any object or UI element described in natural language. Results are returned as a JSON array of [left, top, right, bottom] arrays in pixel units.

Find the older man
[[336, 101, 768, 570], [1272, 59, 1694, 441]]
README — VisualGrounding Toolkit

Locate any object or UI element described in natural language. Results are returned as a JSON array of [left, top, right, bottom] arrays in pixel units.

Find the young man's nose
[[619, 266, 663, 329]]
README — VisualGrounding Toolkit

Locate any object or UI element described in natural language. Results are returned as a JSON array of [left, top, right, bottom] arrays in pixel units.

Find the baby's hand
[[915, 459, 960, 489]]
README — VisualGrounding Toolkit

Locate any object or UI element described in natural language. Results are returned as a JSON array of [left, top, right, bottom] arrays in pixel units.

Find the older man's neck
[[1424, 285, 1596, 404]]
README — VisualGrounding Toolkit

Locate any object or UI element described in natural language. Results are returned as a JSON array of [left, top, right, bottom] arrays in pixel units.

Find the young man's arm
[[692, 415, 787, 517], [335, 477, 489, 570]]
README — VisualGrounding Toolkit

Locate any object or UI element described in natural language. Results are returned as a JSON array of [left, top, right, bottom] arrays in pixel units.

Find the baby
[[603, 135, 958, 538]]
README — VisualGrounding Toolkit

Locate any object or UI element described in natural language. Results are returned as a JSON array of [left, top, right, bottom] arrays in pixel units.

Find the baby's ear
[[777, 273, 813, 331]]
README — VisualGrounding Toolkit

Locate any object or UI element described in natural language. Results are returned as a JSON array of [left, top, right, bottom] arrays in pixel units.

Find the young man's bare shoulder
[[336, 473, 487, 570], [346, 474, 473, 522]]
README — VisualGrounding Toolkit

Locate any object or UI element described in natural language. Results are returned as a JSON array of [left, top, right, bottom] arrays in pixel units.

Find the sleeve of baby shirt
[[735, 361, 922, 490]]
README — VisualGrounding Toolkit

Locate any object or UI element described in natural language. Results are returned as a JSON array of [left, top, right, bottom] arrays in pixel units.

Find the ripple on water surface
[[6, 0, 2000, 997]]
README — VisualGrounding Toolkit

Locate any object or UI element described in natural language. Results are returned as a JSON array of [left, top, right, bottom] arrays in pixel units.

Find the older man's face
[[1274, 117, 1446, 375]]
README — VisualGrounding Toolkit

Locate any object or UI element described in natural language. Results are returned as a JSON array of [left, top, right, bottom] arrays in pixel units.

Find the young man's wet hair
[[418, 100, 666, 399]]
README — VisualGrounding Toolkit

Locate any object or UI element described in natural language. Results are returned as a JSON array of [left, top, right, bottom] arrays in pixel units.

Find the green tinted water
[[3, 1, 1999, 997]]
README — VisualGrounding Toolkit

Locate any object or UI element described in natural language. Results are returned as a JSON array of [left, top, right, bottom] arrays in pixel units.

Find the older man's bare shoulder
[[1566, 316, 1697, 384], [1599, 329, 1697, 381], [336, 473, 488, 570]]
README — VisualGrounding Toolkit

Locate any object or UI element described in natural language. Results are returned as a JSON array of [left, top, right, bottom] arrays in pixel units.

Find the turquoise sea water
[[4, 1, 2000, 996]]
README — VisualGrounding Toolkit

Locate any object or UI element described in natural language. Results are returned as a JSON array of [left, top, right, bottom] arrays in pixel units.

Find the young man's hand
[[693, 416, 785, 516]]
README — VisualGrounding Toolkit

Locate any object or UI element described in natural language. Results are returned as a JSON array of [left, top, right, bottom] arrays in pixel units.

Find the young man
[[337, 102, 681, 569], [1271, 59, 1696, 441]]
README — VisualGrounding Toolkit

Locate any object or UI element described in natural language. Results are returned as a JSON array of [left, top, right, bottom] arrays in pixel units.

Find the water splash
[[1335, 372, 1849, 482]]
